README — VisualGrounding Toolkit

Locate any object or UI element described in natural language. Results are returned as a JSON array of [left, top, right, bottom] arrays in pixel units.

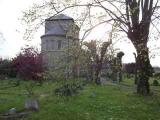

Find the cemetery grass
[[121, 76, 160, 91], [0, 78, 160, 120]]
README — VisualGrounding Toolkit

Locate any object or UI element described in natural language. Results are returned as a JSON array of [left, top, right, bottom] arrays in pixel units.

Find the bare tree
[[22, 0, 160, 95], [124, 0, 156, 95], [84, 40, 111, 84]]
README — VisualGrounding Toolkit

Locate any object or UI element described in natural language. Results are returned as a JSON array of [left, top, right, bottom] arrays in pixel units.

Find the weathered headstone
[[24, 99, 39, 111]]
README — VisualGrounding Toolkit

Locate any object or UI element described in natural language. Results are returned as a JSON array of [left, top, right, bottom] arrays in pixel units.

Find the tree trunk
[[136, 46, 152, 95], [94, 60, 102, 85], [134, 72, 138, 84], [133, 53, 138, 84], [95, 70, 101, 85]]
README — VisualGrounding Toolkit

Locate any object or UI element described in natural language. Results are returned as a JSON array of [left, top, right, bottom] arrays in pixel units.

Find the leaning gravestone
[[24, 99, 39, 111], [100, 77, 107, 85]]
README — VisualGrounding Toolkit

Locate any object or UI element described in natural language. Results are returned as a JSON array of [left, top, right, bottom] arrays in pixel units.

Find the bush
[[152, 80, 159, 86], [54, 81, 85, 96]]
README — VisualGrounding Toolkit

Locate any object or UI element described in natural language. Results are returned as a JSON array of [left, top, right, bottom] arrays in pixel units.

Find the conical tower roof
[[46, 14, 73, 21]]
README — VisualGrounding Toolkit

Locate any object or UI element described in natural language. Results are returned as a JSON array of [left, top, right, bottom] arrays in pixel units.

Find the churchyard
[[1, 0, 160, 119], [0, 77, 160, 120]]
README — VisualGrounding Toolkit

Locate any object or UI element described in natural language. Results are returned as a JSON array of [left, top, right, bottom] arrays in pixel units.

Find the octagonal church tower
[[41, 14, 79, 69]]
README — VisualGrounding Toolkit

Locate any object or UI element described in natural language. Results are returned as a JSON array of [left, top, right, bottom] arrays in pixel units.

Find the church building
[[41, 14, 79, 69]]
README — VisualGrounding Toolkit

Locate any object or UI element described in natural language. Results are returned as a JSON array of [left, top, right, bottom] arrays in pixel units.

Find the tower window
[[51, 40, 54, 50], [57, 40, 62, 49], [46, 40, 49, 50]]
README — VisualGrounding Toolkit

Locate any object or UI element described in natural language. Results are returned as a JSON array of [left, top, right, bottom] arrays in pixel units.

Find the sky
[[0, 0, 160, 67], [0, 0, 41, 58]]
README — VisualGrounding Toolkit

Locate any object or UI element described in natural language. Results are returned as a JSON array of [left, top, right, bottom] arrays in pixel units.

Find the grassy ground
[[121, 75, 160, 92], [0, 78, 160, 120]]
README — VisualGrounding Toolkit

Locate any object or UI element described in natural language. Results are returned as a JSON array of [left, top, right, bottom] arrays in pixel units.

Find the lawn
[[0, 78, 160, 120]]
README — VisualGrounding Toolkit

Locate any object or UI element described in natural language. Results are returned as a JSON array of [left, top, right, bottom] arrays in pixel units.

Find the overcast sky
[[0, 0, 160, 67], [0, 0, 41, 58]]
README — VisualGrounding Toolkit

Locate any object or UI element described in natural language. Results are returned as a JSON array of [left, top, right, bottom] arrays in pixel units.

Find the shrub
[[153, 80, 159, 86], [54, 81, 85, 96]]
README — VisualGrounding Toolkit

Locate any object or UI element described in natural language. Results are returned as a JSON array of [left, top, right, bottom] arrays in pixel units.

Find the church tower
[[41, 14, 79, 69]]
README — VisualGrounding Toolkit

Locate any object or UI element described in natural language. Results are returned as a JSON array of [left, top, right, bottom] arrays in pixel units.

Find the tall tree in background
[[22, 0, 160, 95]]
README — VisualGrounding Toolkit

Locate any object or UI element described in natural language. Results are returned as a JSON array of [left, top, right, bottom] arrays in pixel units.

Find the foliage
[[45, 43, 93, 80], [152, 80, 159, 86], [12, 46, 43, 81], [0, 59, 17, 78], [54, 82, 84, 96]]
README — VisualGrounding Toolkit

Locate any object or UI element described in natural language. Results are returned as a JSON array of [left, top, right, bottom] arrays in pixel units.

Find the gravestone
[[24, 99, 39, 111], [8, 108, 16, 115]]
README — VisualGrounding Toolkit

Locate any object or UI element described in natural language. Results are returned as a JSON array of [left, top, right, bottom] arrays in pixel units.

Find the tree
[[22, 0, 160, 95], [133, 52, 138, 84], [84, 40, 111, 84], [0, 59, 17, 78], [83, 23, 117, 84], [116, 51, 124, 82], [12, 46, 43, 81], [124, 0, 155, 95]]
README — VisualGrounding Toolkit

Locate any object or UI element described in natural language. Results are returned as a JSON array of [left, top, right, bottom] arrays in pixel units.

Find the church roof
[[46, 14, 74, 21], [45, 25, 66, 35]]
